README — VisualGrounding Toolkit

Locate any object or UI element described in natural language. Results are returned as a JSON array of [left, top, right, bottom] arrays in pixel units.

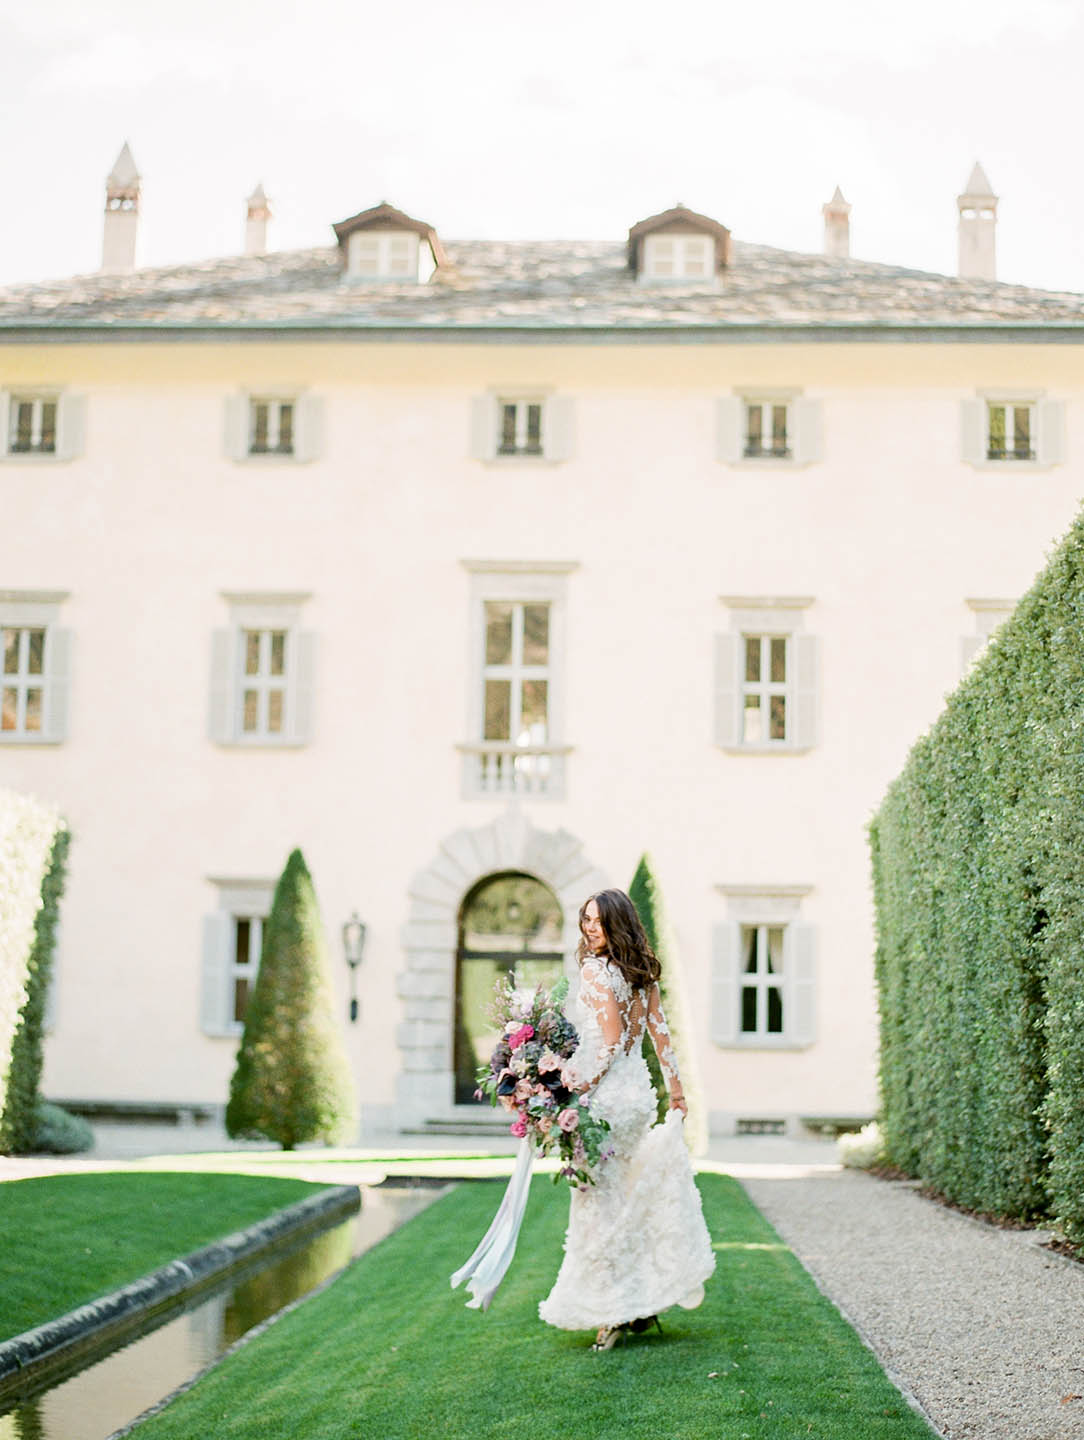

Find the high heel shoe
[[591, 1324, 625, 1351], [628, 1314, 662, 1335]]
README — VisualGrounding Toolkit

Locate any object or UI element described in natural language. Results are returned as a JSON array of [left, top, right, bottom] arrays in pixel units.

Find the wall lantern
[[342, 911, 367, 1023]]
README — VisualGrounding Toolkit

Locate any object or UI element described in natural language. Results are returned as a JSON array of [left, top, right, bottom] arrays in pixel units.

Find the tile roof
[[1, 239, 1083, 332]]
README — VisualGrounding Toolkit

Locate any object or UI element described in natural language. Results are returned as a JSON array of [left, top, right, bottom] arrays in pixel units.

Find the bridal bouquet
[[476, 976, 612, 1188]]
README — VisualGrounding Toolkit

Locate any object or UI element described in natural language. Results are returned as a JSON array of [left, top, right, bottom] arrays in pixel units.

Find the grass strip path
[[0, 1172, 326, 1339], [134, 1174, 936, 1440]]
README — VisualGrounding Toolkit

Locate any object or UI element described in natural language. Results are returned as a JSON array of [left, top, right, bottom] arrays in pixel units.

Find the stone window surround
[[459, 561, 576, 800], [715, 595, 818, 754], [711, 883, 816, 1052], [961, 596, 1016, 673], [0, 589, 71, 745], [201, 876, 275, 1038], [209, 591, 314, 748]]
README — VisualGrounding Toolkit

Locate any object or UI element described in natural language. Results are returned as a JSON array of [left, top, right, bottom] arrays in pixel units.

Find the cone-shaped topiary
[[1, 827, 72, 1154], [226, 848, 355, 1150], [630, 853, 707, 1153]]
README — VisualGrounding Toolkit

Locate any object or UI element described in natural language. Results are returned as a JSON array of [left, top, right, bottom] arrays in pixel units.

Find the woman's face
[[582, 899, 606, 954]]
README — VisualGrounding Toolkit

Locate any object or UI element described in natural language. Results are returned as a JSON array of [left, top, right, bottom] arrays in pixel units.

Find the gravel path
[[741, 1169, 1084, 1440]]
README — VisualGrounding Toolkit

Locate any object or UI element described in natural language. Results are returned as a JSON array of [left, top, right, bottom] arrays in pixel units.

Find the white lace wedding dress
[[538, 956, 716, 1331]]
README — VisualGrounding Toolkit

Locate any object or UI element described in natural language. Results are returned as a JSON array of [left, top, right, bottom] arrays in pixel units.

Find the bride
[[538, 888, 716, 1349]]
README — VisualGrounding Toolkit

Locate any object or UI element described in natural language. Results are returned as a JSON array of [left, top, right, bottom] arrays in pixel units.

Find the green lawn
[[135, 1174, 935, 1440], [0, 1171, 327, 1339]]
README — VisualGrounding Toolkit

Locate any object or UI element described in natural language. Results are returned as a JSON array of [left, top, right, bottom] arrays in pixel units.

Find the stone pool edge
[[0, 1182, 360, 1397]]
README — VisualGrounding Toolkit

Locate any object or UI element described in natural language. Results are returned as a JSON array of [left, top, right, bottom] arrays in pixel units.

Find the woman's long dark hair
[[577, 888, 661, 989]]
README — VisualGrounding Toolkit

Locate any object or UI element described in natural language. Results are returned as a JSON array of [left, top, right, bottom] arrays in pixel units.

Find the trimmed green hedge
[[871, 510, 1084, 1236], [0, 790, 63, 1133]]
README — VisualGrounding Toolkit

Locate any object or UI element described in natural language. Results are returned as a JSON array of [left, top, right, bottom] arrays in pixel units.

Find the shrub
[[226, 848, 355, 1150], [1, 827, 70, 1153], [870, 505, 1084, 1233], [0, 790, 63, 1136], [837, 1122, 886, 1170], [33, 1101, 93, 1154], [629, 853, 706, 1153]]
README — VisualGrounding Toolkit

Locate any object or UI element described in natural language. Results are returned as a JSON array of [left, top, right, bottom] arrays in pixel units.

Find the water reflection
[[0, 1186, 439, 1440]]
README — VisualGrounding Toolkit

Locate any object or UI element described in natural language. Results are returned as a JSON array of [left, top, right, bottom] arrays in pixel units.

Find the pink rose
[[510, 1116, 528, 1138], [514, 1079, 533, 1103], [557, 1108, 579, 1133], [537, 1048, 563, 1074], [537, 1116, 553, 1136], [507, 1023, 535, 1050]]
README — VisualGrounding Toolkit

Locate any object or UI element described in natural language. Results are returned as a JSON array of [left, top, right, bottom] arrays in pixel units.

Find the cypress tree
[[226, 848, 355, 1149], [0, 828, 72, 1154], [630, 854, 707, 1152]]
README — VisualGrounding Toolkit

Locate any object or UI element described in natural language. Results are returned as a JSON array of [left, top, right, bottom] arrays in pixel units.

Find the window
[[987, 402, 1033, 461], [740, 924, 785, 1037], [642, 233, 713, 280], [470, 393, 574, 463], [0, 593, 70, 744], [240, 628, 288, 737], [744, 400, 791, 459], [962, 395, 1064, 468], [9, 396, 57, 454], [224, 393, 322, 463], [715, 598, 818, 752], [740, 635, 789, 744], [498, 400, 543, 457], [249, 398, 294, 455], [201, 880, 273, 1036], [209, 593, 314, 747], [460, 561, 576, 798], [347, 230, 418, 279], [1, 392, 85, 461], [711, 886, 815, 1049], [716, 394, 822, 467]]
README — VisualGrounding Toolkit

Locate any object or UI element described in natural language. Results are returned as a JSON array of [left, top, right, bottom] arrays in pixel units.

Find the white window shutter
[[960, 635, 985, 674], [713, 633, 739, 747], [792, 399, 824, 465], [295, 395, 324, 463], [0, 392, 9, 455], [793, 634, 820, 749], [200, 913, 233, 1036], [961, 399, 986, 464], [289, 630, 316, 744], [469, 395, 498, 460], [711, 922, 740, 1046], [1038, 400, 1066, 466], [787, 924, 817, 1046], [715, 397, 743, 464], [208, 629, 235, 743], [224, 395, 249, 460], [58, 394, 86, 460], [44, 627, 72, 742], [545, 396, 575, 462]]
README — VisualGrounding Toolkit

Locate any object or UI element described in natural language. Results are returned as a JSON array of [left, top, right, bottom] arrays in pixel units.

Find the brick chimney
[[101, 142, 140, 275], [822, 185, 851, 259], [245, 183, 272, 257], [957, 162, 997, 281]]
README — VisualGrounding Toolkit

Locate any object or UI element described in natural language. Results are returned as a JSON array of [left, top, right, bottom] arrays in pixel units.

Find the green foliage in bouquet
[[871, 505, 1084, 1240], [226, 849, 355, 1150], [476, 975, 612, 1187]]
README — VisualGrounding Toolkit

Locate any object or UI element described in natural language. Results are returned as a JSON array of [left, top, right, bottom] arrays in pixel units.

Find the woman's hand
[[669, 1091, 688, 1118]]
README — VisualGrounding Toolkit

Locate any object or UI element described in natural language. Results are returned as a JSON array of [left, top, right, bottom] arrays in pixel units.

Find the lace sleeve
[[563, 959, 622, 1094], [646, 981, 683, 1099]]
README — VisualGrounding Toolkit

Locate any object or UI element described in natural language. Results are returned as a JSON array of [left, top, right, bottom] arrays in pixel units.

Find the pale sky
[[2, 0, 1082, 293]]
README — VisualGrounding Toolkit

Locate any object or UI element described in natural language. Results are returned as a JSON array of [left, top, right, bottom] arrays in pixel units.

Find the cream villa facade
[[2, 153, 1084, 1136]]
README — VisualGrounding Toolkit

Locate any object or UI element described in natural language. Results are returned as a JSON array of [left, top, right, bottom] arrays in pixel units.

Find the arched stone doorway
[[454, 872, 564, 1103], [396, 809, 606, 1128]]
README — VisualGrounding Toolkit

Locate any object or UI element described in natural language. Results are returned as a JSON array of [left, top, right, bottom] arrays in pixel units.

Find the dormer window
[[332, 201, 445, 284], [642, 234, 713, 281], [628, 204, 731, 284], [347, 231, 418, 280]]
